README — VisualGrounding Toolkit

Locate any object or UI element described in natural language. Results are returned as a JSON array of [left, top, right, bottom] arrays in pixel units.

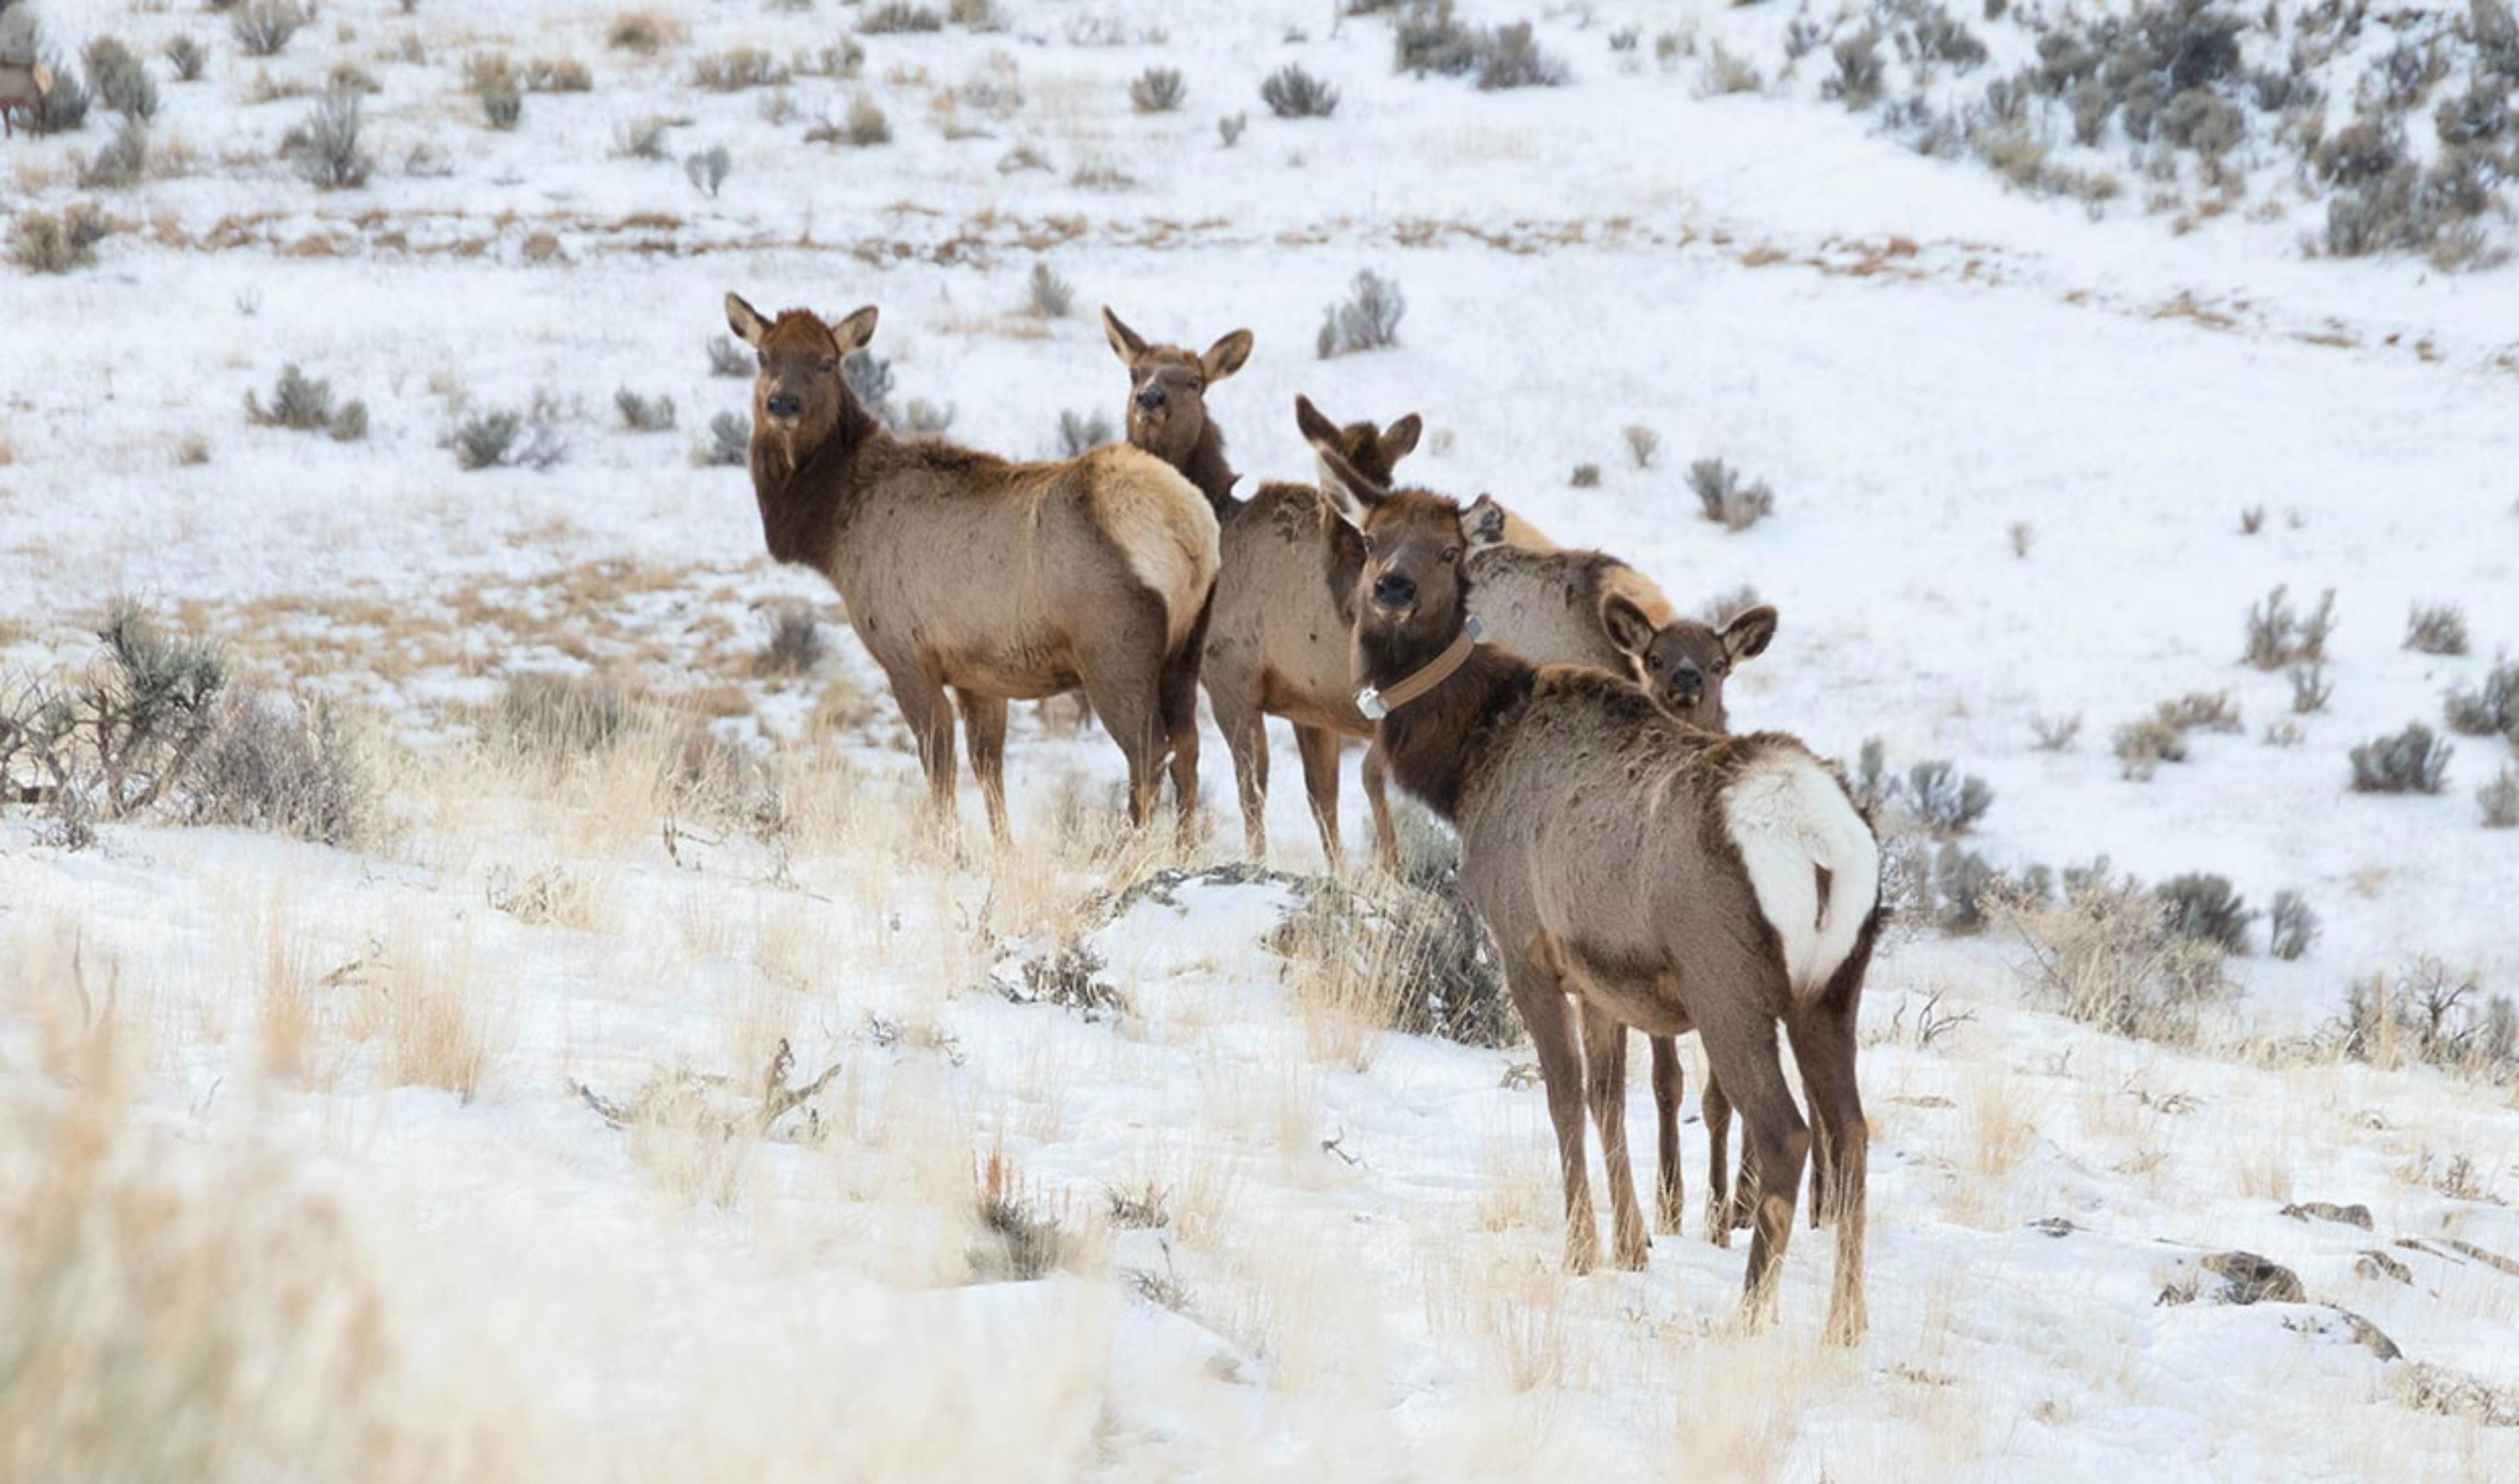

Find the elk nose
[[765, 393, 802, 420], [1372, 572, 1417, 609], [1672, 664, 1703, 697], [1135, 386, 1166, 412]]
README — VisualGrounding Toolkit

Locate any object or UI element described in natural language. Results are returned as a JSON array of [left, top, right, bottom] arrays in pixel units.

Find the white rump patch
[[1098, 455, 1221, 651], [1723, 754, 1881, 1001]]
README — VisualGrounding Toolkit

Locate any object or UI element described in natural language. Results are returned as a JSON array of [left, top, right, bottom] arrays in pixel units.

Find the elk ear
[[1600, 592, 1659, 661], [1292, 393, 1342, 449], [1379, 414, 1423, 466], [1460, 495, 1510, 552], [831, 305, 879, 355], [1306, 417, 1387, 531], [1202, 329, 1254, 383], [1723, 604, 1779, 662], [725, 293, 771, 349], [1101, 305, 1148, 365]]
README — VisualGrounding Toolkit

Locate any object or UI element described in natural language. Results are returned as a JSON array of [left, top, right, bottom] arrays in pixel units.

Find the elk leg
[[953, 689, 1010, 845], [1293, 724, 1348, 875], [1157, 592, 1213, 842], [1360, 740, 1399, 875], [1207, 684, 1270, 862], [1579, 1005, 1651, 1270], [1788, 1002, 1869, 1345], [1697, 1012, 1809, 1329], [885, 663, 958, 832], [1078, 666, 1163, 829], [1703, 1072, 1736, 1247], [1504, 947, 1596, 1275], [1650, 1033, 1684, 1235]]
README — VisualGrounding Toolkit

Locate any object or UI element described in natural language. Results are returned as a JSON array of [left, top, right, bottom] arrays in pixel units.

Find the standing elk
[[725, 293, 1219, 839], [0, 60, 52, 137], [1097, 306, 1550, 869], [1308, 419, 1880, 1342]]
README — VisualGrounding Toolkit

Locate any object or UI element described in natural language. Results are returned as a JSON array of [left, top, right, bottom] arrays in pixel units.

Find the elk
[[1598, 598, 1800, 1242], [1309, 422, 1880, 1342], [726, 293, 1219, 839], [0, 60, 52, 137], [1098, 307, 1549, 869]]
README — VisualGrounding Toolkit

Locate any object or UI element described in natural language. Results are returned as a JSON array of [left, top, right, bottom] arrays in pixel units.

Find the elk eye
[[1714, 660, 1730, 675], [1360, 536, 1377, 556], [755, 351, 767, 369], [819, 357, 838, 373], [1441, 547, 1460, 564]]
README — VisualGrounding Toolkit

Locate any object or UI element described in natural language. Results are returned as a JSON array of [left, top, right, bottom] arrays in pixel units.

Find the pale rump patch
[[1500, 509, 1560, 553], [1599, 564, 1675, 628], [1091, 448, 1220, 652], [1722, 754, 1880, 1000]]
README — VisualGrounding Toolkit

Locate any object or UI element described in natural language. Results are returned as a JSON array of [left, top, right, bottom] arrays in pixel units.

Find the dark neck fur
[[1173, 421, 1239, 519], [1359, 616, 1534, 822], [749, 399, 881, 567]]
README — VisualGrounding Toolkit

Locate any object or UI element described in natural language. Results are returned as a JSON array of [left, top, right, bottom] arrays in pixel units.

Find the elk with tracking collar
[[1309, 415, 1880, 1340]]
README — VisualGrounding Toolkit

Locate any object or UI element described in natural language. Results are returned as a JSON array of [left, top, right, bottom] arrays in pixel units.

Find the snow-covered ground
[[3, 1, 2516, 1478]]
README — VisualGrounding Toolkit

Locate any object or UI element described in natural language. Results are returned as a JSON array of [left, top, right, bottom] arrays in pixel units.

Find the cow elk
[[0, 60, 53, 137], [1309, 422, 1880, 1342], [1098, 306, 1549, 869], [726, 293, 1219, 840]]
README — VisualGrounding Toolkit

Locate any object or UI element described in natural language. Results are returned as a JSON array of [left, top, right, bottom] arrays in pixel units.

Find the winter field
[[4, 0, 2519, 1478]]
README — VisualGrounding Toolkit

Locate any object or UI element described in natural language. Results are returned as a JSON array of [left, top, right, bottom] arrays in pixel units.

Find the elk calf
[[727, 293, 1219, 839], [1311, 418, 1880, 1342]]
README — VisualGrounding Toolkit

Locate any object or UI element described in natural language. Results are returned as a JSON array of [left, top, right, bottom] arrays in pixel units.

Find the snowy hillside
[[2, 0, 2516, 1478]]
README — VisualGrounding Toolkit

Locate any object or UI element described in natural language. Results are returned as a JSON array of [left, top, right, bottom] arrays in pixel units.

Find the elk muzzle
[[765, 392, 803, 421]]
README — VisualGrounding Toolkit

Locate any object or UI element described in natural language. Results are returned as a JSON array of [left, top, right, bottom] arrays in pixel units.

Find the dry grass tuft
[[353, 921, 493, 1100]]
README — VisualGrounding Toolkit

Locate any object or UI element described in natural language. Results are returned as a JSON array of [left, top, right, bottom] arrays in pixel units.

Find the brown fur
[[729, 293, 1219, 837], [1100, 310, 1557, 870], [1313, 438, 1881, 1344], [0, 62, 52, 137]]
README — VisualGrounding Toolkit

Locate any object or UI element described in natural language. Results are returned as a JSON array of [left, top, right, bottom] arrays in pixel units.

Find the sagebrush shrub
[[860, 3, 945, 35], [79, 118, 149, 190], [1130, 65, 1186, 113], [1686, 458, 1775, 531], [2243, 584, 2336, 669], [615, 389, 677, 432], [1824, 28, 1886, 109], [1025, 261, 1073, 319], [691, 47, 788, 91], [2154, 872, 2254, 953], [2290, 662, 2333, 715], [707, 336, 751, 377], [164, 35, 207, 83], [754, 603, 822, 677], [284, 91, 372, 190], [2338, 956, 2516, 1079], [684, 144, 732, 196], [1996, 866, 2232, 1045], [1056, 409, 1111, 457], [698, 411, 748, 467], [232, 0, 306, 57], [84, 37, 159, 120], [1317, 269, 1405, 355], [11, 204, 112, 274], [2268, 889, 2319, 960], [1476, 21, 1569, 89], [1262, 63, 1339, 118], [1902, 759, 1994, 837], [454, 399, 567, 472], [2443, 657, 2519, 736], [2479, 766, 2519, 828], [187, 689, 370, 847], [2349, 722, 2451, 793], [2405, 601, 2470, 655]]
